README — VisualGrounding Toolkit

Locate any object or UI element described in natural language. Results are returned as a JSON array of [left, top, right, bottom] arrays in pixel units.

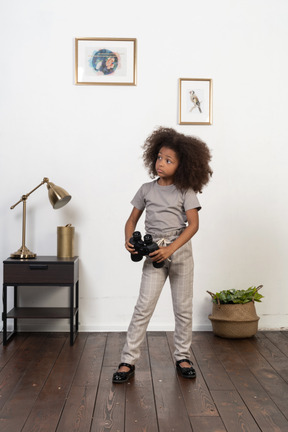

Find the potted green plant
[[207, 285, 263, 338]]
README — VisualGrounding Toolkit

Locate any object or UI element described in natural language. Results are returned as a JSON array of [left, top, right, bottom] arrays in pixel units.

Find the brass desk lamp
[[10, 177, 72, 259]]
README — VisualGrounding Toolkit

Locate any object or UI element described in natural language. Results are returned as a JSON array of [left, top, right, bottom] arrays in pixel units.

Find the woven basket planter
[[208, 302, 260, 339]]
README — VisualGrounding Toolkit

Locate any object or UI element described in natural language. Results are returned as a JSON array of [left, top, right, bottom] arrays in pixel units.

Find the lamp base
[[10, 246, 36, 259]]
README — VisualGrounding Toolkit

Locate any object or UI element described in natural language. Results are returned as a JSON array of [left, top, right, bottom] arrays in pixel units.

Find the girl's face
[[155, 146, 179, 185]]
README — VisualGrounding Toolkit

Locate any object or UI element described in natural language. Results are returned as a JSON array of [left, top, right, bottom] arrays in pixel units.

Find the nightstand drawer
[[3, 263, 75, 284]]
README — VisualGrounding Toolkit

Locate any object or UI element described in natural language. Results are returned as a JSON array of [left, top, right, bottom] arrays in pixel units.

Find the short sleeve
[[183, 189, 201, 211], [131, 185, 146, 211]]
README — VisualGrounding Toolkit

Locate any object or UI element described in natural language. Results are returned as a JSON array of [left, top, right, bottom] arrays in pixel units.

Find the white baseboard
[[6, 322, 287, 333]]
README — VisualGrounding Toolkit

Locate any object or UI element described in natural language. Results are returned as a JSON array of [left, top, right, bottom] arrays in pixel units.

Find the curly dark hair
[[142, 127, 212, 193]]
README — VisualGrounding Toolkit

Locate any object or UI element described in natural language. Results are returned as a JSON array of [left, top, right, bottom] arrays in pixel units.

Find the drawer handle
[[29, 265, 48, 270]]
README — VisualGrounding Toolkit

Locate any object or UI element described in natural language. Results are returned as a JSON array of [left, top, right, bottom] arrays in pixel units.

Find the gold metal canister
[[57, 224, 75, 257]]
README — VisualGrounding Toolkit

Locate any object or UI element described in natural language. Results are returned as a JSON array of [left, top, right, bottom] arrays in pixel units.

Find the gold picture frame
[[179, 78, 212, 125], [75, 37, 137, 85]]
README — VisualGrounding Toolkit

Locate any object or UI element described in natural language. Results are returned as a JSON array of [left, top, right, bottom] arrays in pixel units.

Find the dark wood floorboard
[[0, 331, 288, 432]]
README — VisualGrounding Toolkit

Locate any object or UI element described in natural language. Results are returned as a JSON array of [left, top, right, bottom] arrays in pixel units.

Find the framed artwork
[[75, 38, 137, 85], [179, 78, 212, 125]]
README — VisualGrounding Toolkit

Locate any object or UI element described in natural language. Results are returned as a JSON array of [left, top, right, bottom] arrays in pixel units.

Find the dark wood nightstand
[[2, 256, 79, 345]]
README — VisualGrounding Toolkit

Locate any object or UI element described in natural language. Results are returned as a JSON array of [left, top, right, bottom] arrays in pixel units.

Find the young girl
[[112, 127, 212, 383]]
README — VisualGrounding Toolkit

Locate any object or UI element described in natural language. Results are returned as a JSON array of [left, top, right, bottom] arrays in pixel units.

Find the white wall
[[1, 0, 288, 332]]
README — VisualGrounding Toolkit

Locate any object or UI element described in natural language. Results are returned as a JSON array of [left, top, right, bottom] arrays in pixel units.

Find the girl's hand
[[149, 245, 173, 263], [125, 240, 137, 254], [124, 207, 143, 255]]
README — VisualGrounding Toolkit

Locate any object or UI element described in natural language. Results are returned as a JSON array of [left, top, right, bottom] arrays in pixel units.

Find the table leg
[[2, 284, 7, 345], [76, 280, 79, 333], [14, 286, 18, 333], [69, 284, 74, 345]]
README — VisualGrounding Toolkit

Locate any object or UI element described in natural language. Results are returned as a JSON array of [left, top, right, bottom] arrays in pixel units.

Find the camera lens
[[133, 231, 142, 241], [153, 261, 164, 268], [131, 254, 143, 262], [144, 234, 153, 244]]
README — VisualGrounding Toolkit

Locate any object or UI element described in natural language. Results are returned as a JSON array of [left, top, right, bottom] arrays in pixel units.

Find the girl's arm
[[125, 207, 143, 253], [149, 208, 199, 263]]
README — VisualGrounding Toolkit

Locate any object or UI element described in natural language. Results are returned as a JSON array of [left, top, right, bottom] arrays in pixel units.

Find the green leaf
[[208, 286, 263, 304]]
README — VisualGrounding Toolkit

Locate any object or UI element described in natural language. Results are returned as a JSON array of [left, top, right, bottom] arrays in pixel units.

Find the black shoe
[[176, 359, 196, 379], [112, 363, 135, 383]]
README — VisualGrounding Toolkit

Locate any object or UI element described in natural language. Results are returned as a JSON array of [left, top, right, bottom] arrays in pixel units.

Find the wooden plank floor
[[0, 331, 288, 432]]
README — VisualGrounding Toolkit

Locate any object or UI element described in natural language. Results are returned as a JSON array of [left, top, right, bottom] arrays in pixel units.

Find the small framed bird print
[[179, 78, 212, 125]]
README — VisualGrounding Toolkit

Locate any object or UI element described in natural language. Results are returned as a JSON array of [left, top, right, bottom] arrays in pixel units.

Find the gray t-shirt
[[131, 180, 201, 234]]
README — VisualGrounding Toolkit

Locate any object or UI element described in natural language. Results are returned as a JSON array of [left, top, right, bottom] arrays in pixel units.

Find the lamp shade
[[47, 182, 72, 209]]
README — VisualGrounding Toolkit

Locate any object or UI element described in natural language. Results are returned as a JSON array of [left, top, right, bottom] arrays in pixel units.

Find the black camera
[[129, 231, 164, 268]]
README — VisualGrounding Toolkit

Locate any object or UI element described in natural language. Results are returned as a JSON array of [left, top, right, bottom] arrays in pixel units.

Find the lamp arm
[[10, 177, 49, 210]]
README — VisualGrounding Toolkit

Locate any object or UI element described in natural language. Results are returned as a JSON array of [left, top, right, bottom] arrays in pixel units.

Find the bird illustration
[[189, 90, 202, 113]]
